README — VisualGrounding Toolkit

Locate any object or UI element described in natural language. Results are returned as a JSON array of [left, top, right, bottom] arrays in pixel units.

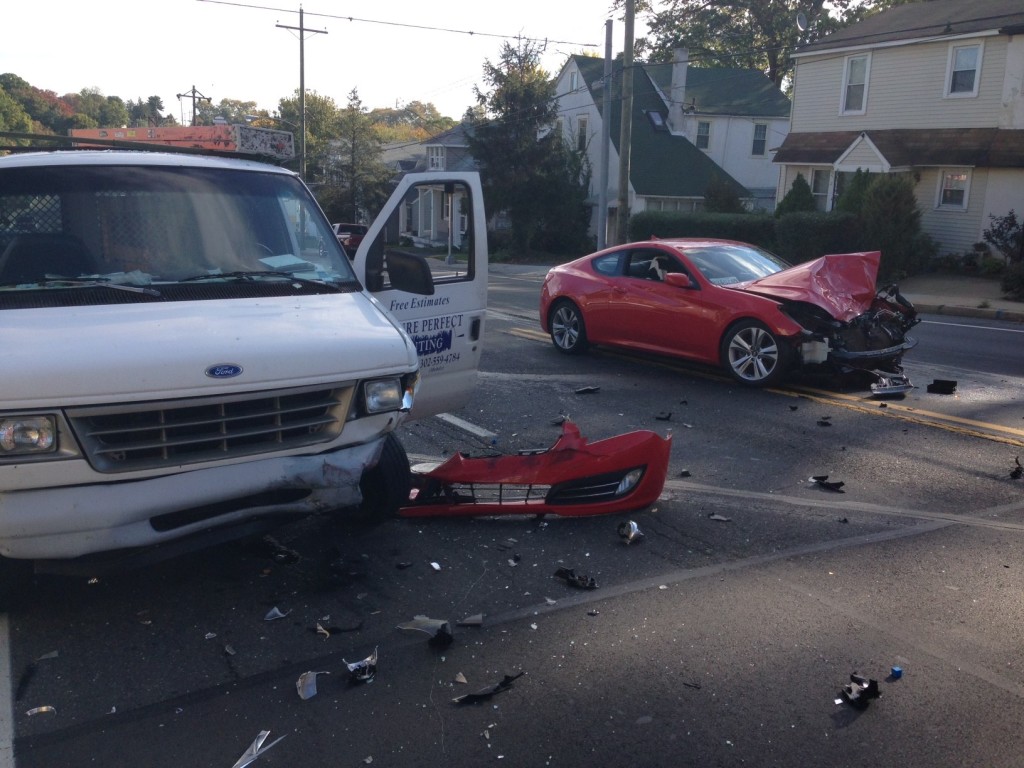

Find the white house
[[774, 0, 1024, 257], [554, 50, 791, 242]]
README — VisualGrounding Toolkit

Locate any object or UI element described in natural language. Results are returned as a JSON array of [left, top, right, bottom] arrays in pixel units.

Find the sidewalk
[[897, 272, 1024, 322]]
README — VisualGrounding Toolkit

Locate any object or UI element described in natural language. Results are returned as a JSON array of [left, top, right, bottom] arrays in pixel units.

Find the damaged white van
[[0, 148, 487, 606]]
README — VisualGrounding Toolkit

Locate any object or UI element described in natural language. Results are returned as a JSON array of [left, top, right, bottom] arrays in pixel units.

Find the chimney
[[668, 47, 689, 133]]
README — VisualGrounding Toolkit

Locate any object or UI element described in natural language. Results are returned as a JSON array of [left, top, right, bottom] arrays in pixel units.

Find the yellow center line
[[505, 325, 1024, 447]]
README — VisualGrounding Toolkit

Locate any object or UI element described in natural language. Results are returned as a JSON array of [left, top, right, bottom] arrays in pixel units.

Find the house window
[[577, 116, 588, 152], [570, 70, 579, 92], [427, 146, 445, 171], [946, 43, 981, 97], [937, 169, 970, 209], [752, 124, 767, 156], [811, 169, 831, 211], [841, 54, 869, 114], [696, 121, 710, 150]]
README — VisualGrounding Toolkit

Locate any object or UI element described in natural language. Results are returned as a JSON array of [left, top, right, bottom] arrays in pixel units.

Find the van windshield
[[0, 163, 359, 292]]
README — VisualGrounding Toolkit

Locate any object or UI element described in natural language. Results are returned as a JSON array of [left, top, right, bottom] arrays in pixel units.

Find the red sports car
[[539, 239, 919, 389]]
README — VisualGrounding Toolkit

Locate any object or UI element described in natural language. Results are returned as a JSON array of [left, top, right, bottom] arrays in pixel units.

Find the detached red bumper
[[399, 421, 672, 518]]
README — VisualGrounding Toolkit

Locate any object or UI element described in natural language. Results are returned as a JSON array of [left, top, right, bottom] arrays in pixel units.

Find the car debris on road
[[400, 420, 670, 518]]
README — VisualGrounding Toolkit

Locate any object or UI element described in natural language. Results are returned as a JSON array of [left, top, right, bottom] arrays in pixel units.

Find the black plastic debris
[[457, 613, 484, 627], [839, 673, 881, 710], [575, 386, 600, 395], [452, 671, 525, 705], [618, 520, 644, 544], [343, 647, 378, 684], [1011, 456, 1023, 480], [554, 567, 598, 590], [396, 561, 413, 570], [679, 469, 691, 478], [789, 405, 798, 411], [655, 411, 672, 421], [232, 730, 286, 768], [927, 379, 958, 395], [816, 419, 832, 427], [551, 415, 567, 426], [811, 475, 846, 493]]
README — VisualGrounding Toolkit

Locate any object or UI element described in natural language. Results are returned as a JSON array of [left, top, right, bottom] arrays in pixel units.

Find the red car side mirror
[[664, 272, 693, 289]]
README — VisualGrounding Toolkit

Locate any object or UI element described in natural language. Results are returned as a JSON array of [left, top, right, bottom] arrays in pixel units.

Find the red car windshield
[[680, 244, 789, 286]]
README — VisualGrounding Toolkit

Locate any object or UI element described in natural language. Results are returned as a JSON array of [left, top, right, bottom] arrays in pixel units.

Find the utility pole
[[597, 19, 612, 251], [616, 0, 635, 245], [277, 5, 327, 179], [176, 85, 212, 127]]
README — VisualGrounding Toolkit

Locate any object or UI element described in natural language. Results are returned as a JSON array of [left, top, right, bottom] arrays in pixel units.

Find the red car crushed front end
[[399, 420, 672, 518]]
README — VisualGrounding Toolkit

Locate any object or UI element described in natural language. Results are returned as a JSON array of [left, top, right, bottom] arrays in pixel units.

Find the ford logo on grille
[[205, 364, 243, 379]]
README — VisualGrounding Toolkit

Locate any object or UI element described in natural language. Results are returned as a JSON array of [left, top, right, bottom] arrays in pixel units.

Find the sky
[[1, 0, 643, 122]]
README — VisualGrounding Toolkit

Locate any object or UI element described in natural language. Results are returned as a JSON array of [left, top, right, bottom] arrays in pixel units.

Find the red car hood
[[733, 251, 882, 323]]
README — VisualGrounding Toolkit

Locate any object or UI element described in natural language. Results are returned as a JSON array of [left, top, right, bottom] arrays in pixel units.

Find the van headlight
[[0, 416, 57, 455], [363, 378, 404, 414]]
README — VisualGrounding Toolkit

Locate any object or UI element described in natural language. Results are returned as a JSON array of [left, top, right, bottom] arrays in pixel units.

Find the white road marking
[[921, 319, 1024, 333], [435, 412, 497, 440]]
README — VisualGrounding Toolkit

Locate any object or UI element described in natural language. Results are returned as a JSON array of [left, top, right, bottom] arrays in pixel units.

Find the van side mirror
[[664, 272, 693, 289], [385, 250, 435, 296]]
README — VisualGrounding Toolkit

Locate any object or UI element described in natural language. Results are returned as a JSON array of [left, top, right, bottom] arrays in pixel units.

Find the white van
[[0, 150, 487, 606]]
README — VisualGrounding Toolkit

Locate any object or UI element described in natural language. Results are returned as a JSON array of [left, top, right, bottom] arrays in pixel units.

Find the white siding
[[983, 169, 1024, 223], [917, 168, 989, 255], [840, 141, 886, 171], [710, 116, 786, 192], [793, 37, 1008, 132]]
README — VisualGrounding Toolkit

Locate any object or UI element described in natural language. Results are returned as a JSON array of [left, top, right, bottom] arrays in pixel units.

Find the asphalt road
[[3, 273, 1023, 768]]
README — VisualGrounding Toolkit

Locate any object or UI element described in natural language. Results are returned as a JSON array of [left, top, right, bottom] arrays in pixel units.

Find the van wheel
[[358, 433, 412, 521], [0, 556, 34, 614]]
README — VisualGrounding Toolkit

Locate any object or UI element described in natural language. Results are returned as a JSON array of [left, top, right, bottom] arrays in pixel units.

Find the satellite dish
[[796, 11, 808, 32]]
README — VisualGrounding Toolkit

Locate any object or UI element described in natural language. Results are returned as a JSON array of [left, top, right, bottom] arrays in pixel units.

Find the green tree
[[704, 174, 746, 214], [195, 98, 260, 126], [468, 38, 589, 254], [618, 0, 903, 88], [834, 168, 874, 215], [126, 96, 169, 127], [0, 84, 34, 136], [774, 173, 816, 217], [326, 89, 392, 222], [860, 173, 926, 279]]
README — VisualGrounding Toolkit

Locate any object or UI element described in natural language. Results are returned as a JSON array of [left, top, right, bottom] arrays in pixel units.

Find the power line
[[197, 0, 599, 48]]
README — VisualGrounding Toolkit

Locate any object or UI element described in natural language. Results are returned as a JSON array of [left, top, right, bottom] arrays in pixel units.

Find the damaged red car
[[539, 239, 919, 390]]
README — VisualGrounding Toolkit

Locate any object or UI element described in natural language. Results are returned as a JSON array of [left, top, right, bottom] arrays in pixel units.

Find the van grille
[[67, 385, 352, 473]]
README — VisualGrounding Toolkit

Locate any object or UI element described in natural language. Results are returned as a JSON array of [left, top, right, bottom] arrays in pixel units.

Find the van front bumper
[[0, 439, 384, 560]]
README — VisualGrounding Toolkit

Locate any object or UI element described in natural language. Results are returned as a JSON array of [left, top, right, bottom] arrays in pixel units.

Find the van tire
[[358, 433, 412, 521], [0, 556, 34, 614]]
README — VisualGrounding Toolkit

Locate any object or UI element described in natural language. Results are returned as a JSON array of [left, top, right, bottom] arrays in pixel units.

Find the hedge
[[629, 211, 776, 250]]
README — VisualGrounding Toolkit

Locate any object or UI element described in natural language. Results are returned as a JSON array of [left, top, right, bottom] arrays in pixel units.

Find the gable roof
[[645, 64, 791, 118], [571, 55, 748, 198], [774, 128, 1024, 168], [796, 0, 1024, 55]]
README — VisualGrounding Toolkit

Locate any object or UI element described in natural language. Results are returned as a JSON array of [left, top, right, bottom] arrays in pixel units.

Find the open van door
[[351, 172, 487, 420]]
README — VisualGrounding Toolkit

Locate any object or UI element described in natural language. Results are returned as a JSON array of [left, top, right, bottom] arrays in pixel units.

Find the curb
[[911, 302, 1024, 323]]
